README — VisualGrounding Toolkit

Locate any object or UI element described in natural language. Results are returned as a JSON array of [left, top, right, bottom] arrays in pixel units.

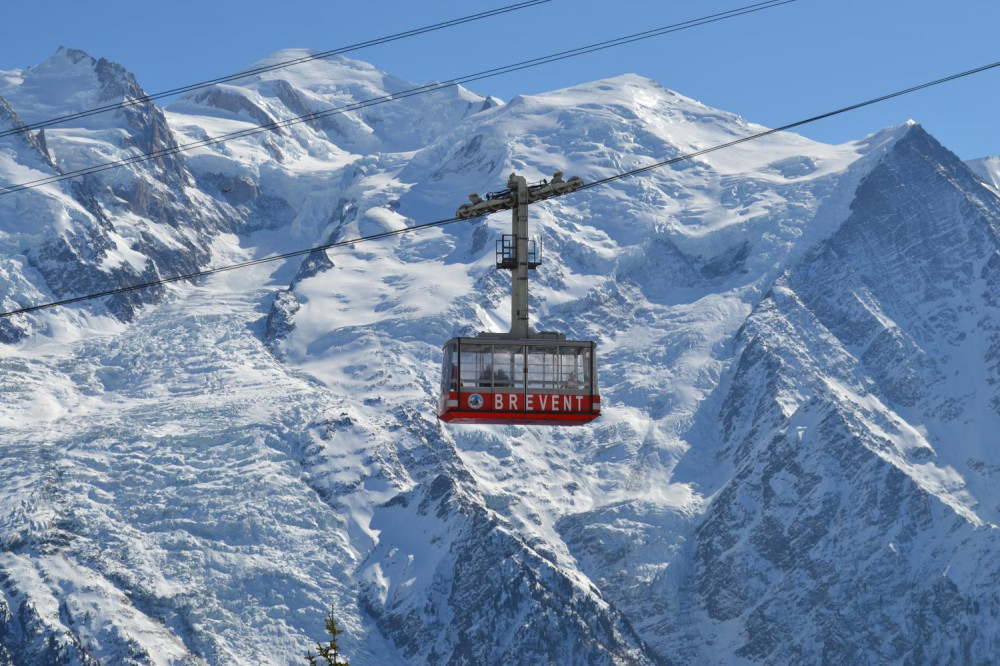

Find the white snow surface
[[2, 48, 1000, 665], [968, 154, 1000, 191]]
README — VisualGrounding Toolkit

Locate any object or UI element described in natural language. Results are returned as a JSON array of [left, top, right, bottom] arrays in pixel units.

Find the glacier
[[2, 46, 1000, 664]]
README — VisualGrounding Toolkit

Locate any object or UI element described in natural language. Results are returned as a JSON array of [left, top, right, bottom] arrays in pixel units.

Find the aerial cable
[[0, 215, 466, 317], [3, 55, 997, 320], [0, 0, 794, 197], [0, 0, 552, 140]]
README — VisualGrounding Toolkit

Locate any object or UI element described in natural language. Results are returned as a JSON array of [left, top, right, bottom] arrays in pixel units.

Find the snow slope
[[968, 154, 1000, 192], [2, 48, 1000, 664]]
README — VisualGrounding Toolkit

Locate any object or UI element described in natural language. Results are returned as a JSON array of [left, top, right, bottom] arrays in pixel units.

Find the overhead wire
[[2, 57, 999, 320], [0, 0, 552, 139], [0, 0, 794, 197], [0, 215, 466, 317]]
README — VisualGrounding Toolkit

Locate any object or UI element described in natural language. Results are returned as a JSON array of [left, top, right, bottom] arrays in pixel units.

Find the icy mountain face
[[3, 47, 1000, 665], [0, 48, 235, 343], [2, 47, 184, 176], [0, 98, 56, 171], [168, 50, 498, 157], [681, 125, 1000, 663]]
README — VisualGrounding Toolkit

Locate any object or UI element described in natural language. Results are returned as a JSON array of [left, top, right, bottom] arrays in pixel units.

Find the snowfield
[[2, 47, 1000, 664]]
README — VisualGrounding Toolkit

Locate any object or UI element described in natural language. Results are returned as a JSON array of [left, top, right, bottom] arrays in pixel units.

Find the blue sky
[[1, 0, 998, 159]]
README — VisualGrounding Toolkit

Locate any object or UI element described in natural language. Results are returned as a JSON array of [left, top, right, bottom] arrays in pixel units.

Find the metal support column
[[509, 174, 531, 338], [453, 170, 584, 340]]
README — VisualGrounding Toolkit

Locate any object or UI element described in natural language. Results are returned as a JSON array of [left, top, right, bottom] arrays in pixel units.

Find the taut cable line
[[0, 0, 552, 139], [1, 216, 465, 317], [0, 0, 794, 197], [579, 60, 1000, 191]]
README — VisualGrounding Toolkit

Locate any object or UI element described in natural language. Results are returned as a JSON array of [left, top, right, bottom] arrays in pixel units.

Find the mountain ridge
[[1, 47, 999, 664]]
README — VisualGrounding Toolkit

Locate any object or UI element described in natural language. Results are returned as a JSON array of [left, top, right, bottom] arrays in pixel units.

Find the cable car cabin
[[438, 337, 600, 425], [439, 171, 600, 426]]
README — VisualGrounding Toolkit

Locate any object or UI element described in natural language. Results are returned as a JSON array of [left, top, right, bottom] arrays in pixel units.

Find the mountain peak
[[510, 72, 752, 136], [30, 45, 100, 82], [219, 49, 400, 95], [0, 46, 147, 124], [54, 45, 96, 66]]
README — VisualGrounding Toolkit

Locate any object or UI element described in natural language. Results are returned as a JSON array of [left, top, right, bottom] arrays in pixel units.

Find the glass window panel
[[556, 346, 574, 387], [492, 344, 524, 389], [553, 345, 590, 389], [441, 343, 457, 393], [459, 344, 492, 388], [527, 346, 561, 389]]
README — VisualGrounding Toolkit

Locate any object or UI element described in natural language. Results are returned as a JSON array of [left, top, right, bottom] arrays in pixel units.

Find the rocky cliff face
[[677, 126, 1000, 664], [2, 48, 999, 665], [0, 97, 57, 171], [0, 48, 238, 343]]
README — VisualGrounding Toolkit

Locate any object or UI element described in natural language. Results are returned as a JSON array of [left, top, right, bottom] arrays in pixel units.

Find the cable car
[[438, 172, 601, 425]]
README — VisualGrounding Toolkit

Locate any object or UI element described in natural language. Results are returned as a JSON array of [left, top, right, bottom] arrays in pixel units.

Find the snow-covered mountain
[[2, 47, 1000, 665], [968, 154, 1000, 192]]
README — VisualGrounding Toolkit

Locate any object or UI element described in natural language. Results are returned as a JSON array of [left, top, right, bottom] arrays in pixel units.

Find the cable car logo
[[468, 393, 484, 409]]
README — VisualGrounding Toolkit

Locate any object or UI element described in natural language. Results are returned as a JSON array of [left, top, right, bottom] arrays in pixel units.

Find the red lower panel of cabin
[[439, 391, 600, 425]]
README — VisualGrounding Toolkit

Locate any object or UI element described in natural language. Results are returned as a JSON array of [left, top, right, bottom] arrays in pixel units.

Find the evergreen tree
[[305, 606, 350, 666]]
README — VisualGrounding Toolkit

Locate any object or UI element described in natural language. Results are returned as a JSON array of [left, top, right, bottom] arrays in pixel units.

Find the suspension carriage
[[438, 336, 599, 424], [438, 172, 601, 425]]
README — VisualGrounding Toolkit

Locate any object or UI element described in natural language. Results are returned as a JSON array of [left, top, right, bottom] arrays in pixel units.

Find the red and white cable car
[[438, 336, 600, 424], [438, 172, 601, 425]]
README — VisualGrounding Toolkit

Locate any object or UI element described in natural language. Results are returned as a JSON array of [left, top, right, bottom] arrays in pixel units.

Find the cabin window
[[459, 344, 492, 388], [562, 346, 591, 387], [526, 346, 556, 389], [440, 342, 457, 393], [447, 341, 591, 395], [524, 345, 591, 390], [489, 344, 524, 389]]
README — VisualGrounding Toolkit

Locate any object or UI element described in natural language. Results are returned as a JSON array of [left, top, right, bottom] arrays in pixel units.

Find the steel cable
[[0, 0, 794, 197], [0, 0, 551, 139], [5, 25, 997, 319]]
